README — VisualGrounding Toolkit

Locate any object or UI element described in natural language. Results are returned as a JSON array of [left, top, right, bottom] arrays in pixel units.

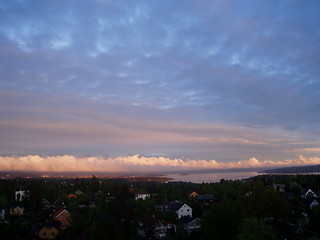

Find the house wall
[[135, 193, 150, 200], [185, 218, 200, 233], [54, 211, 71, 229], [0, 209, 5, 220], [178, 204, 192, 218], [10, 207, 24, 215], [39, 226, 59, 239], [15, 190, 25, 201]]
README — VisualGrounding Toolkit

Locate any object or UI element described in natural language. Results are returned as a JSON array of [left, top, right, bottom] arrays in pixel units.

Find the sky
[[1, 0, 320, 172]]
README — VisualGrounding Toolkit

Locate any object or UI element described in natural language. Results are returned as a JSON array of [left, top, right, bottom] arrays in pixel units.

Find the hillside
[[261, 165, 320, 174]]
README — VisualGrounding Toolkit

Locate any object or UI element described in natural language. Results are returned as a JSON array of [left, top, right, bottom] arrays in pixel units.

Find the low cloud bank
[[0, 154, 319, 173]]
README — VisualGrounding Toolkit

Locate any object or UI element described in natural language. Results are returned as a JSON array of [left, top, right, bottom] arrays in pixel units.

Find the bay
[[165, 171, 261, 183]]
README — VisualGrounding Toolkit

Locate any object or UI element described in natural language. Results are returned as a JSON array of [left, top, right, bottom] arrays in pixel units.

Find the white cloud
[[0, 154, 319, 173]]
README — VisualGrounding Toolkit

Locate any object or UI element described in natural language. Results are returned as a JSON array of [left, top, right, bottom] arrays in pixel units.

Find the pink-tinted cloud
[[0, 154, 319, 173]]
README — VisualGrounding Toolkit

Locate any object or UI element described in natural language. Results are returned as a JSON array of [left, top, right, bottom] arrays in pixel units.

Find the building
[[195, 194, 215, 204], [189, 191, 199, 198], [273, 184, 286, 192], [301, 189, 318, 199], [168, 201, 192, 219], [15, 190, 27, 201], [53, 208, 71, 230], [135, 192, 151, 200], [310, 199, 319, 209], [0, 208, 5, 221], [38, 221, 60, 239], [9, 206, 24, 215], [180, 216, 201, 233], [66, 194, 77, 199]]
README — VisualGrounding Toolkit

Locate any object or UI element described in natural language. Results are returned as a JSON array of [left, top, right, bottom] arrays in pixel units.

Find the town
[[0, 174, 320, 240]]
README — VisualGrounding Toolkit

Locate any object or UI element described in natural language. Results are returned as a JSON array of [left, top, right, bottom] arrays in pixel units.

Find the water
[[165, 171, 261, 183]]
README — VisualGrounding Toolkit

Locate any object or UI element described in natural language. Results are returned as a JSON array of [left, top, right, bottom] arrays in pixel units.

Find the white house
[[310, 199, 319, 209], [162, 221, 177, 233], [154, 222, 167, 238], [168, 201, 192, 219], [15, 190, 26, 201], [301, 189, 318, 199], [137, 217, 167, 239], [180, 216, 201, 233], [135, 192, 151, 200]]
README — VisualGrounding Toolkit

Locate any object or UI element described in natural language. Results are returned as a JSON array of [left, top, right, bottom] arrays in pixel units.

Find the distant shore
[[259, 165, 320, 174], [0, 171, 173, 182]]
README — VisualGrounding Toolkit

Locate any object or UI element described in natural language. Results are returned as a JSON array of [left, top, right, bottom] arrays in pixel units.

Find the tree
[[309, 205, 320, 234], [238, 218, 280, 240], [0, 195, 8, 208], [89, 175, 100, 193], [201, 201, 241, 240], [289, 182, 302, 195]]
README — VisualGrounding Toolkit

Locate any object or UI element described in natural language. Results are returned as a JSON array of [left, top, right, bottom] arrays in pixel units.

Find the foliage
[[238, 218, 280, 240], [201, 201, 241, 240]]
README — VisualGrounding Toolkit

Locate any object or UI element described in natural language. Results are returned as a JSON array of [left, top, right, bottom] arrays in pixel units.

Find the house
[[9, 205, 24, 215], [310, 199, 319, 209], [42, 199, 55, 210], [38, 220, 60, 239], [189, 191, 199, 198], [245, 191, 252, 197], [162, 221, 177, 234], [66, 194, 77, 199], [0, 208, 5, 221], [154, 222, 167, 238], [195, 194, 215, 204], [135, 192, 151, 200], [180, 216, 201, 233], [53, 208, 71, 230], [273, 184, 286, 192], [301, 189, 318, 199], [74, 190, 84, 196], [15, 190, 27, 201], [137, 216, 168, 239], [168, 201, 192, 219]]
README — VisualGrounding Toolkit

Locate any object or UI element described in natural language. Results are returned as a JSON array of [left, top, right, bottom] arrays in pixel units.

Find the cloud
[[0, 154, 319, 173]]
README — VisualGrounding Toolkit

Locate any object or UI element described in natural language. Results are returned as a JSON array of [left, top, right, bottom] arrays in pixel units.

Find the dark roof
[[301, 189, 318, 198], [168, 202, 184, 211], [195, 194, 215, 201], [43, 219, 61, 229]]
